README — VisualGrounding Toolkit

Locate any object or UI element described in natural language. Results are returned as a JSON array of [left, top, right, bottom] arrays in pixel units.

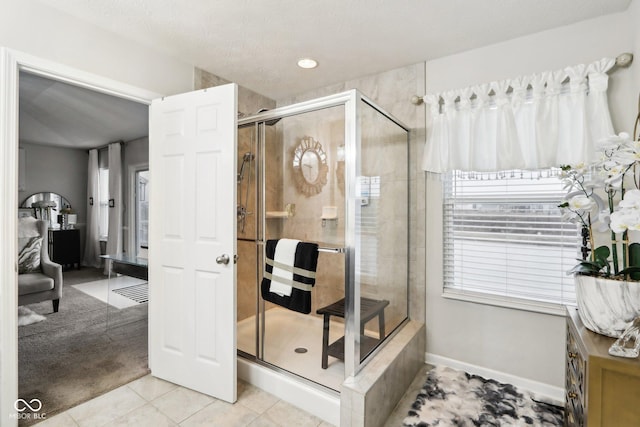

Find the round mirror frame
[[292, 136, 328, 197], [20, 192, 71, 223]]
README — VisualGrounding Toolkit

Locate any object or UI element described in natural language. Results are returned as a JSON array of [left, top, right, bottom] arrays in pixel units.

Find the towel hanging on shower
[[261, 239, 319, 314]]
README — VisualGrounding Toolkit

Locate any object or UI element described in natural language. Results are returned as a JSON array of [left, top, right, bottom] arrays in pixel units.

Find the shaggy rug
[[18, 268, 149, 426], [18, 306, 46, 326], [403, 366, 564, 427]]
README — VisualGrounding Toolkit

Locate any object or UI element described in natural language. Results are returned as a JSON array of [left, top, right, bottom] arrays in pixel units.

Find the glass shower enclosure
[[236, 90, 410, 392]]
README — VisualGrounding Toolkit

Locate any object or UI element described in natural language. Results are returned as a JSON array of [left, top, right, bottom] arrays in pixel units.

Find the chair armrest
[[41, 259, 63, 292]]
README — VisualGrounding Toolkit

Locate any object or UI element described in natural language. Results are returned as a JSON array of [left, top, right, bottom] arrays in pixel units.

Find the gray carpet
[[18, 268, 149, 425]]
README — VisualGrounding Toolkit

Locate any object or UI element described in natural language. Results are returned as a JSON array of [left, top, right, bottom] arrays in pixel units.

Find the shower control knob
[[216, 254, 230, 265]]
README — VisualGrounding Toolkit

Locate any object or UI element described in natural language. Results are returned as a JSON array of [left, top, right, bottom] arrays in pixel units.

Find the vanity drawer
[[565, 307, 640, 427]]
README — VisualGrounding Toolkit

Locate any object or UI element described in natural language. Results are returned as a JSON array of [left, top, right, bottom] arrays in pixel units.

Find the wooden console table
[[565, 307, 640, 426], [48, 229, 80, 270], [317, 297, 389, 369]]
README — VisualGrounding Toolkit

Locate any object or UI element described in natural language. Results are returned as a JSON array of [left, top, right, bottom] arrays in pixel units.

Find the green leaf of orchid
[[567, 262, 603, 275], [618, 266, 640, 276], [594, 246, 610, 264]]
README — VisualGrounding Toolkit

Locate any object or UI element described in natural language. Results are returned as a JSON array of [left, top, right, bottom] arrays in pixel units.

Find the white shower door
[[148, 84, 238, 402]]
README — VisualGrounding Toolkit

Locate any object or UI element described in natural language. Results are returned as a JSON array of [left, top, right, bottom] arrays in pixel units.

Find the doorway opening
[[15, 66, 151, 422]]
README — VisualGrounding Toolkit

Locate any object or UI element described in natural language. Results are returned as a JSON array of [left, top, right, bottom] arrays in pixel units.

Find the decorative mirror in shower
[[292, 136, 328, 197]]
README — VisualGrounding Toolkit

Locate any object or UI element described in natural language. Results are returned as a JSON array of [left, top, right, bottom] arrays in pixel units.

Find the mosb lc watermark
[[10, 398, 47, 420]]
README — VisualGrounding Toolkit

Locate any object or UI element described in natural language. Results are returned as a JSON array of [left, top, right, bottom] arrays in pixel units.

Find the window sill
[[442, 289, 572, 317]]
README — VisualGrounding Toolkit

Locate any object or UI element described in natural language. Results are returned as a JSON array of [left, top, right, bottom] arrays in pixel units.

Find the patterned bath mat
[[403, 366, 563, 426], [112, 283, 148, 304]]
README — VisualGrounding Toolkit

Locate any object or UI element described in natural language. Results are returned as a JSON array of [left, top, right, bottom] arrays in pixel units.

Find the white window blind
[[443, 169, 578, 311]]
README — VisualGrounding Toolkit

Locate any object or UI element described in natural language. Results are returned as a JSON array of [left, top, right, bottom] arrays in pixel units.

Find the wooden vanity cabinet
[[565, 307, 640, 426]]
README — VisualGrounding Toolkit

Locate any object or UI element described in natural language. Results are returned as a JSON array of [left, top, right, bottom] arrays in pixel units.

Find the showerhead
[[238, 152, 254, 182]]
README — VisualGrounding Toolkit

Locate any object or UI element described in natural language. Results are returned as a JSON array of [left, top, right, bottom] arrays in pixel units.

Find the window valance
[[421, 58, 616, 173]]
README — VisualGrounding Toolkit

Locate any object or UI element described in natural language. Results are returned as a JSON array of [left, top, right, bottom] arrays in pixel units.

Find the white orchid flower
[[619, 189, 640, 209], [612, 148, 640, 166], [567, 195, 595, 211], [599, 132, 632, 150], [610, 209, 640, 233], [603, 166, 625, 188]]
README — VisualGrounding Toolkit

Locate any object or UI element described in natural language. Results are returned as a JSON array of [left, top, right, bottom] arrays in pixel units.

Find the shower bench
[[317, 297, 389, 369]]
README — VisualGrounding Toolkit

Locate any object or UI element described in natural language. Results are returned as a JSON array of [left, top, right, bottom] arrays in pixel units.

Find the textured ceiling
[[37, 0, 631, 100], [19, 72, 149, 149]]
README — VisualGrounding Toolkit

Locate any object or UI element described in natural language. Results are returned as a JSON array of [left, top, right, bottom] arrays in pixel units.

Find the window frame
[[441, 169, 579, 316], [128, 163, 149, 257]]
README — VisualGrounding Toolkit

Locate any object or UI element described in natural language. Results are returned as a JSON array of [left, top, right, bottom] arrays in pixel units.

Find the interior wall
[[423, 9, 636, 390], [18, 143, 88, 222], [0, 0, 193, 96], [630, 0, 640, 102], [18, 143, 88, 260]]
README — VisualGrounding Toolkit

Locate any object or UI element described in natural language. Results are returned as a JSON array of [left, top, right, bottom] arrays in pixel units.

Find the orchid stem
[[609, 192, 620, 275]]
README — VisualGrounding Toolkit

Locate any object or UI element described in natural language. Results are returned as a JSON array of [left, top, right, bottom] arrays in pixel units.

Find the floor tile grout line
[[236, 394, 281, 415], [176, 398, 260, 426], [151, 387, 220, 425], [125, 378, 178, 403]]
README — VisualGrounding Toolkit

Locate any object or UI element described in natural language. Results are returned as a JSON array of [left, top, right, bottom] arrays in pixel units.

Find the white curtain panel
[[105, 142, 123, 272], [421, 57, 616, 173], [82, 149, 101, 267]]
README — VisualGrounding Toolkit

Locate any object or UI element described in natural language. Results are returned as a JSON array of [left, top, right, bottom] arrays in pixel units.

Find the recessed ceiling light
[[297, 58, 318, 69]]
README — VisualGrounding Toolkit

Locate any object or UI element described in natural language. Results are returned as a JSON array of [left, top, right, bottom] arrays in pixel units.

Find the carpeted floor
[[18, 268, 149, 426], [403, 365, 564, 427]]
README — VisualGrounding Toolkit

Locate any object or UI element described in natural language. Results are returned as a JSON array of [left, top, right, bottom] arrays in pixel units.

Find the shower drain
[[294, 347, 308, 354]]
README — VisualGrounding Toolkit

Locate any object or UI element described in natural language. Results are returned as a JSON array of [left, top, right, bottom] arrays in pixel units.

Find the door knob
[[216, 254, 230, 265]]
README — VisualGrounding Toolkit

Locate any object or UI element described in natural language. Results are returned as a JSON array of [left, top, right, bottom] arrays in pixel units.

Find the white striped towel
[[269, 238, 300, 297]]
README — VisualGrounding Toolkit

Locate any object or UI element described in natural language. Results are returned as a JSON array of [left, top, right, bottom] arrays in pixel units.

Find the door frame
[[0, 47, 160, 425]]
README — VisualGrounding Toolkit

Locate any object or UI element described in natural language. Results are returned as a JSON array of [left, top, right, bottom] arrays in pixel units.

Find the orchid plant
[[559, 132, 640, 279]]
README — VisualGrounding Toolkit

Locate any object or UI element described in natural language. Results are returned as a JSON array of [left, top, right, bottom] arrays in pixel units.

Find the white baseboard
[[425, 353, 565, 405], [237, 358, 340, 426]]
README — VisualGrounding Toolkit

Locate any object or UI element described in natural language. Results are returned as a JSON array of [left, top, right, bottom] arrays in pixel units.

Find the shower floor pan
[[237, 307, 345, 391]]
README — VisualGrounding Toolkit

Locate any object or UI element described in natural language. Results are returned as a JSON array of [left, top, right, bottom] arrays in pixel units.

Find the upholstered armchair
[[18, 218, 63, 312]]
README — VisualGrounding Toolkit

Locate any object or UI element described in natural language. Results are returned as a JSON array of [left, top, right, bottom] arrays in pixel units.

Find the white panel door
[[148, 84, 237, 402]]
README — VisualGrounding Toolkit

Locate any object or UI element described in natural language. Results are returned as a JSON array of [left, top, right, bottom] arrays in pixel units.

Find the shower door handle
[[216, 254, 230, 265]]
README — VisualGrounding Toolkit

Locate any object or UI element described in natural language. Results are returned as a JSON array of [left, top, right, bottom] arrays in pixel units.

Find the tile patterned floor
[[34, 375, 335, 427], [34, 365, 430, 427]]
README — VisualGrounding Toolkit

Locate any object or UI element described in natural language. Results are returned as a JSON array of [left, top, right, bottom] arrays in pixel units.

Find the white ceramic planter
[[575, 275, 640, 338]]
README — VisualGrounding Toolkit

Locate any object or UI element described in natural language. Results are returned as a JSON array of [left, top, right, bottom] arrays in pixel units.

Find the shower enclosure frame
[[238, 89, 411, 381]]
